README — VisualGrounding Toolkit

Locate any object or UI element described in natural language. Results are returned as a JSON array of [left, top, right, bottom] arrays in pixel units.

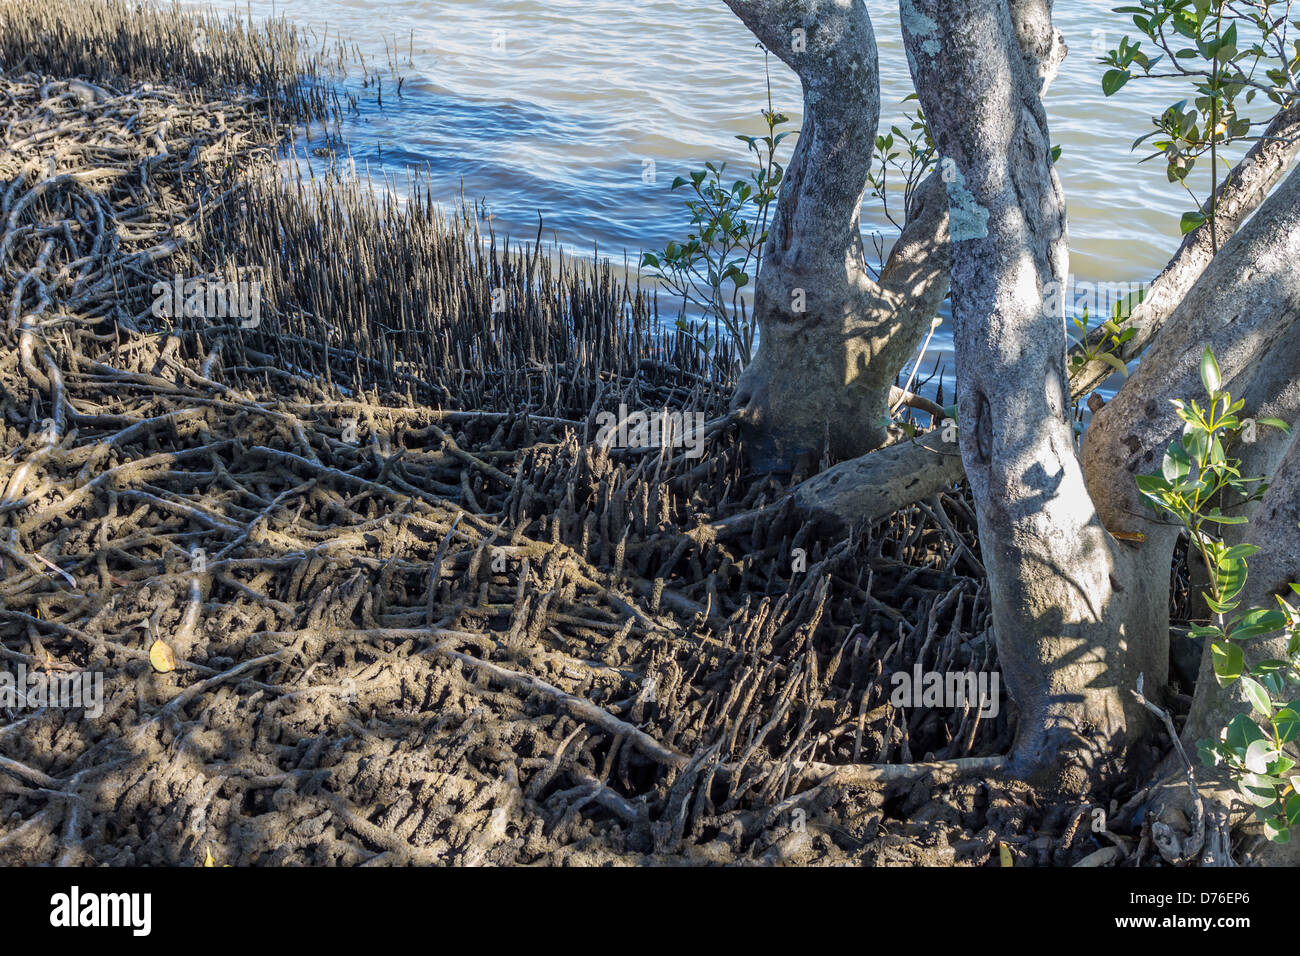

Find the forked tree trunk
[[767, 103, 1300, 535], [722, 0, 950, 473]]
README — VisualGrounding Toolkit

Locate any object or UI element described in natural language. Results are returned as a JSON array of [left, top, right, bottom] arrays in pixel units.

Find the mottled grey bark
[[722, 0, 951, 473], [902, 0, 1167, 789], [1007, 0, 1066, 91], [791, 426, 962, 532], [1083, 163, 1300, 547], [695, 427, 964, 545]]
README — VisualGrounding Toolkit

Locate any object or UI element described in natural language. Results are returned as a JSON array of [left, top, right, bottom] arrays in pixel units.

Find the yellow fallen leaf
[[999, 842, 1013, 867], [149, 638, 176, 673], [1111, 530, 1147, 543]]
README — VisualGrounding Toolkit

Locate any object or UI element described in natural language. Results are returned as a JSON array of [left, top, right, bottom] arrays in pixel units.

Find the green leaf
[[1102, 69, 1130, 96], [1182, 424, 1209, 464], [1229, 609, 1287, 641], [1219, 22, 1238, 60], [1222, 543, 1260, 563], [1097, 351, 1129, 376], [1198, 738, 1226, 767], [1226, 712, 1268, 752], [1135, 473, 1171, 500], [1240, 773, 1280, 807], [1215, 557, 1248, 605], [1203, 509, 1249, 526], [1285, 793, 1300, 828], [1162, 442, 1191, 482], [1253, 660, 1291, 697], [1264, 816, 1291, 843], [1204, 595, 1242, 616], [1212, 641, 1244, 683], [1180, 210, 1206, 234], [1256, 418, 1293, 434], [1241, 676, 1273, 718], [1269, 754, 1296, 777]]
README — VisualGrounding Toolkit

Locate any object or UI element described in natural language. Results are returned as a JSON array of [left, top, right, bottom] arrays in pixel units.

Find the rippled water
[[183, 0, 1223, 380]]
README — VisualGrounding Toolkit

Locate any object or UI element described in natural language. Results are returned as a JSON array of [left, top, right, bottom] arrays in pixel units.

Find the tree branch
[[1070, 102, 1300, 400]]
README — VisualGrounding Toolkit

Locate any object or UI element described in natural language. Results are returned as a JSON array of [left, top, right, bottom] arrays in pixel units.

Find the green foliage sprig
[[640, 55, 794, 365], [1102, 1, 1300, 247], [1069, 294, 1142, 378], [1137, 347, 1300, 842], [866, 94, 936, 233]]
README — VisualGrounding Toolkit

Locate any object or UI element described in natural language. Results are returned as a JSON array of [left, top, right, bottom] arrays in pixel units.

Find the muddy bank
[[0, 1, 1181, 867]]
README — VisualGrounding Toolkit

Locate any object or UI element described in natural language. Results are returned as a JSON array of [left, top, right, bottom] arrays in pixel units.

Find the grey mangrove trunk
[[722, 0, 950, 474], [902, 0, 1165, 790]]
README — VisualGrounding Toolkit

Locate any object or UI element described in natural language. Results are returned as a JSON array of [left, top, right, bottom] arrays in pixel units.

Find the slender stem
[[1209, 2, 1225, 254]]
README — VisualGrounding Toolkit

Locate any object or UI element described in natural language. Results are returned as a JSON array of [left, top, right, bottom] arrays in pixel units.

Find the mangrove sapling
[[1136, 348, 1300, 843], [641, 54, 794, 367], [865, 93, 937, 263], [1067, 290, 1142, 383]]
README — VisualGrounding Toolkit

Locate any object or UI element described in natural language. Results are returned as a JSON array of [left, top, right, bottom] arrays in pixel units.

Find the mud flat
[[0, 0, 1153, 866]]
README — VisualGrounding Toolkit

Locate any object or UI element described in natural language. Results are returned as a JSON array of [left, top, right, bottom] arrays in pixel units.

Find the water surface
[[185, 0, 1223, 385]]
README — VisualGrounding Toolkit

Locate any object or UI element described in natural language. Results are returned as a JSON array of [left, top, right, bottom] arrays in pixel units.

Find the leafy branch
[[1102, 0, 1300, 247], [1137, 346, 1300, 842]]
